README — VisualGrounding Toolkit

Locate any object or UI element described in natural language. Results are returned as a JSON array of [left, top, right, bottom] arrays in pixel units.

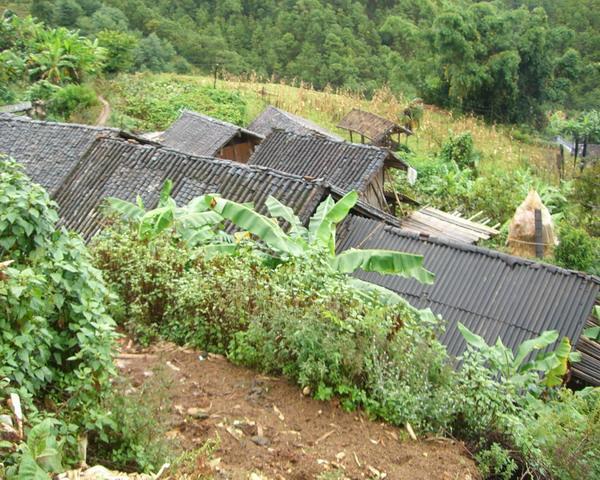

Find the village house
[[156, 110, 263, 163], [248, 129, 409, 212]]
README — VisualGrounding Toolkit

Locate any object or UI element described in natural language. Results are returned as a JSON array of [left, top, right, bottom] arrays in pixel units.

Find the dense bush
[[555, 224, 599, 273], [47, 83, 98, 119], [438, 132, 479, 170], [93, 195, 600, 478], [92, 224, 455, 433], [0, 160, 117, 466], [111, 74, 247, 130]]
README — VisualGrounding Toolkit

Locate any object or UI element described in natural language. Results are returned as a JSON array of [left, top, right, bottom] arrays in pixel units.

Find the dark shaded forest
[[20, 0, 599, 125]]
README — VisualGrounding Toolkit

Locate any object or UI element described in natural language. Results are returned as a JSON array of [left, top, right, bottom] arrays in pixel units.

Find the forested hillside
[[5, 0, 599, 125]]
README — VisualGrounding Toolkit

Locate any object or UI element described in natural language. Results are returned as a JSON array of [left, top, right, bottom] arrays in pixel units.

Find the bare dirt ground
[[116, 341, 479, 480]]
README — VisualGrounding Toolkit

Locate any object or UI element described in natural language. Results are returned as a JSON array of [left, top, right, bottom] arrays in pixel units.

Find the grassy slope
[[104, 72, 558, 183]]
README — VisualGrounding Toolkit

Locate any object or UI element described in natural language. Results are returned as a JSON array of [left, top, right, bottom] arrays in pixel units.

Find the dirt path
[[116, 341, 478, 480], [96, 96, 110, 126]]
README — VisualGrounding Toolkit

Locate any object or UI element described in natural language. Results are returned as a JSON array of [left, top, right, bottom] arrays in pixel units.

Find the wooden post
[[535, 209, 543, 258], [213, 63, 220, 88]]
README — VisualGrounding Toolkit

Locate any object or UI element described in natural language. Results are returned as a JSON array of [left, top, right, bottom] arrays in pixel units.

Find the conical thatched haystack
[[507, 190, 557, 258]]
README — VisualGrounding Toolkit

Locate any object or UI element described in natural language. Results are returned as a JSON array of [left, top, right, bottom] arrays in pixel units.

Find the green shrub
[[524, 388, 600, 480], [111, 73, 247, 130], [0, 160, 117, 465], [47, 84, 98, 119], [474, 443, 518, 480], [88, 368, 180, 473], [555, 224, 599, 273], [92, 225, 456, 433], [439, 132, 479, 170]]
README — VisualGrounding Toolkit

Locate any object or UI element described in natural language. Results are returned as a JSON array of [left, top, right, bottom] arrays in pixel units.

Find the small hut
[[157, 110, 263, 163], [337, 109, 412, 149], [507, 190, 557, 258]]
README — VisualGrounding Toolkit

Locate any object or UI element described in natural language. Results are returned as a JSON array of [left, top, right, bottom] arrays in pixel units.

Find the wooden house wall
[[218, 137, 260, 164], [363, 169, 389, 212]]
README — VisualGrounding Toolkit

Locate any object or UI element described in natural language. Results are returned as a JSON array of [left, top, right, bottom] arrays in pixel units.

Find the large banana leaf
[[265, 196, 307, 239], [210, 197, 303, 256], [138, 206, 174, 240], [158, 179, 173, 206], [332, 248, 435, 284], [187, 194, 216, 212], [103, 197, 145, 221], [458, 323, 489, 351], [513, 330, 559, 370], [309, 192, 358, 252], [177, 210, 223, 229]]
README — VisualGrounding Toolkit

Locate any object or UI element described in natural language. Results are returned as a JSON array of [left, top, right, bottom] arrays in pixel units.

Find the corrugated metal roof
[[337, 108, 411, 144], [248, 105, 343, 141], [53, 137, 328, 239], [0, 115, 117, 194], [337, 215, 600, 384], [158, 110, 263, 157], [248, 130, 405, 193]]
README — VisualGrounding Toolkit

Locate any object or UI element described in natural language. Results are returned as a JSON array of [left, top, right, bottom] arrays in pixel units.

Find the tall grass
[[106, 72, 559, 182]]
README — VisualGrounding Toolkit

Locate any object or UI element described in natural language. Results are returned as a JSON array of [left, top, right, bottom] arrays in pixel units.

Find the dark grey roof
[[0, 115, 117, 194], [337, 215, 600, 384], [53, 137, 328, 239], [158, 110, 263, 157], [248, 106, 342, 141], [248, 130, 407, 193]]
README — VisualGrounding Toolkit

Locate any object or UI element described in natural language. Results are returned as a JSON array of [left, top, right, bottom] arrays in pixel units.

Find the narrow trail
[[96, 95, 110, 126]]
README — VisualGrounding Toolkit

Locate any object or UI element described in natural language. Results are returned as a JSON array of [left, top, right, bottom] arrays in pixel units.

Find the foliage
[[110, 73, 248, 130], [21, 0, 599, 123], [88, 368, 180, 473], [93, 194, 454, 433], [458, 324, 581, 394], [0, 159, 117, 467], [5, 419, 64, 480], [555, 224, 599, 273], [524, 388, 600, 480], [438, 132, 478, 170], [46, 83, 97, 119], [97, 30, 138, 74], [473, 443, 518, 480]]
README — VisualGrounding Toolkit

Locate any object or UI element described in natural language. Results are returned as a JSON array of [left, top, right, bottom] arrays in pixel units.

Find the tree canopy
[[4, 0, 600, 124]]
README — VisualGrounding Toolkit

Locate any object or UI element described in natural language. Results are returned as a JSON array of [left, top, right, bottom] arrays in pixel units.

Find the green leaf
[[103, 197, 144, 221], [332, 248, 435, 284], [458, 323, 488, 351], [202, 243, 240, 259], [138, 206, 174, 240], [583, 326, 600, 341], [309, 192, 358, 251], [211, 197, 303, 256], [513, 330, 559, 370], [265, 195, 307, 239], [17, 453, 50, 480], [158, 179, 173, 206]]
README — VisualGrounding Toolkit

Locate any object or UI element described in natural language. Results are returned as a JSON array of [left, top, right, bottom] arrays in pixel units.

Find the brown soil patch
[[117, 342, 478, 480]]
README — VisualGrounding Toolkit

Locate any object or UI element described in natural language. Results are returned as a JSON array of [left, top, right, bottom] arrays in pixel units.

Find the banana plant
[[206, 190, 435, 286], [458, 323, 581, 389], [103, 181, 225, 246]]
